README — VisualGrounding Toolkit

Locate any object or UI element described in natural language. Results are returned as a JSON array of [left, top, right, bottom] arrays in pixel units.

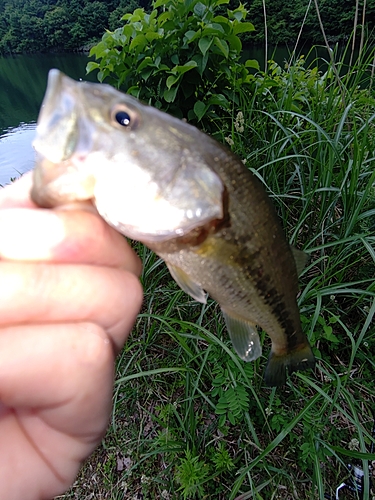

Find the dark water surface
[[0, 53, 94, 185]]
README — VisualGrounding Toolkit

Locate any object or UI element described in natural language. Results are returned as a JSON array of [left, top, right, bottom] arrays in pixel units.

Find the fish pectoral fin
[[166, 263, 207, 304], [222, 310, 262, 362], [290, 246, 309, 276]]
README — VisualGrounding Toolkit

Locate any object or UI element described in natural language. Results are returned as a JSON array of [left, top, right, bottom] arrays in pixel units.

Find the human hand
[[0, 173, 143, 500]]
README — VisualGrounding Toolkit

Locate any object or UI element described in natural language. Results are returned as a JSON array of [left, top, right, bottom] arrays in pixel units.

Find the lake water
[[0, 45, 338, 186], [0, 53, 96, 186]]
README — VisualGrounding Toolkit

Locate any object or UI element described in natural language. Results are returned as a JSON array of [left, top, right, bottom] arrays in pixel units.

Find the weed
[[60, 35, 375, 500], [175, 449, 209, 499]]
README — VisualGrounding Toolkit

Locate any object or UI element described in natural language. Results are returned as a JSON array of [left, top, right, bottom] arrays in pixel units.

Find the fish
[[31, 69, 315, 386]]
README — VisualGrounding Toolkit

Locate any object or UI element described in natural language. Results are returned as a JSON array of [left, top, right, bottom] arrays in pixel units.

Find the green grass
[[58, 44, 375, 500]]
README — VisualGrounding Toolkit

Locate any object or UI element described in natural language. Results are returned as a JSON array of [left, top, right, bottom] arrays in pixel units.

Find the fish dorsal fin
[[290, 246, 309, 276], [222, 310, 262, 362], [166, 263, 207, 304]]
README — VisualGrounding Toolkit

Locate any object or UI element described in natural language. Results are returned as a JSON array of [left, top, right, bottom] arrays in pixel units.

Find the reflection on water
[[0, 53, 94, 133], [0, 53, 93, 188], [0, 122, 36, 186]]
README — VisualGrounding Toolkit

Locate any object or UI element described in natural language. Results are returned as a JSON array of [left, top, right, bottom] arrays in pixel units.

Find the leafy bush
[[87, 0, 258, 130]]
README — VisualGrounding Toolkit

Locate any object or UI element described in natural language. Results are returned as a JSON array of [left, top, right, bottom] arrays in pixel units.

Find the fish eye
[[115, 111, 131, 126], [111, 105, 139, 130]]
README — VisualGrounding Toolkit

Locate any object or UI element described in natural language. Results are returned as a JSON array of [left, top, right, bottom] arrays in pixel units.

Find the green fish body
[[31, 70, 315, 386]]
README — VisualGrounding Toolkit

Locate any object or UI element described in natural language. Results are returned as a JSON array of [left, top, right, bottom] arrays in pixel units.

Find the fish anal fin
[[222, 310, 262, 362], [264, 343, 315, 387], [290, 246, 309, 276], [166, 263, 207, 304]]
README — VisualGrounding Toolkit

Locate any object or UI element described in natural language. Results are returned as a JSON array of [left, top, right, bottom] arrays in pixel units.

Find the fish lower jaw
[[31, 164, 97, 207]]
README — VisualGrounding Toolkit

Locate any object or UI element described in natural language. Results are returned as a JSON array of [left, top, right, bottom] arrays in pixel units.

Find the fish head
[[32, 69, 224, 242]]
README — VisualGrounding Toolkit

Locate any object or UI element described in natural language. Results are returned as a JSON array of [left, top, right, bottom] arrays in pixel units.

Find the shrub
[[87, 0, 258, 131]]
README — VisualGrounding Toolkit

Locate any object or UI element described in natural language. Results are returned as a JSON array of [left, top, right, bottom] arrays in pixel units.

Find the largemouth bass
[[31, 69, 315, 386]]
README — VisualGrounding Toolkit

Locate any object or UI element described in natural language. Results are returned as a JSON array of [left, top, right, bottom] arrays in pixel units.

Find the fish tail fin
[[264, 343, 315, 387]]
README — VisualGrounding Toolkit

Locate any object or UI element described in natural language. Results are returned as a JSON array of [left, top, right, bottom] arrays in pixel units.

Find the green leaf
[[216, 405, 228, 412], [198, 37, 212, 56], [202, 23, 225, 36], [157, 64, 170, 72], [166, 74, 179, 89], [127, 86, 140, 97], [209, 17, 230, 34], [325, 329, 340, 343], [97, 70, 107, 83], [149, 9, 158, 22], [233, 11, 243, 21], [233, 22, 255, 34], [213, 376, 225, 385], [213, 15, 230, 25], [331, 446, 375, 460], [329, 315, 340, 323], [213, 37, 229, 58], [173, 60, 197, 76], [89, 41, 107, 58], [132, 21, 143, 33], [123, 25, 134, 39], [145, 31, 161, 41], [228, 411, 236, 425], [163, 85, 178, 103], [207, 94, 229, 106], [215, 407, 228, 415], [245, 59, 260, 70], [111, 30, 127, 45], [219, 62, 231, 78], [226, 388, 236, 401], [323, 325, 333, 336], [157, 10, 172, 25], [86, 61, 99, 73], [153, 0, 166, 7], [192, 53, 208, 75], [129, 34, 147, 52], [140, 67, 153, 81], [193, 2, 206, 17], [193, 100, 206, 121], [132, 8, 144, 17], [137, 56, 153, 71], [184, 29, 201, 43], [218, 414, 226, 428], [226, 34, 242, 53], [184, 30, 196, 40]]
